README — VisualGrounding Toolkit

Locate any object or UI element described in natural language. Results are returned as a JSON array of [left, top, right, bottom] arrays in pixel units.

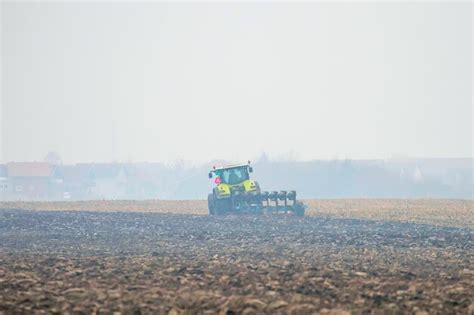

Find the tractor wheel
[[294, 201, 305, 217], [214, 197, 231, 215], [207, 194, 215, 215]]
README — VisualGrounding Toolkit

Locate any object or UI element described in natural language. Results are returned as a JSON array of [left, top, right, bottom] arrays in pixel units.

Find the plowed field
[[0, 200, 472, 314]]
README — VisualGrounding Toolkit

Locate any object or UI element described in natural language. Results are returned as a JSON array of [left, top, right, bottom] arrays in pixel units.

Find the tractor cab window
[[219, 167, 249, 185]]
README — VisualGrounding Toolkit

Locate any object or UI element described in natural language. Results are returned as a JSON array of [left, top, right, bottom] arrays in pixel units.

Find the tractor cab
[[208, 162, 259, 200], [209, 164, 253, 186]]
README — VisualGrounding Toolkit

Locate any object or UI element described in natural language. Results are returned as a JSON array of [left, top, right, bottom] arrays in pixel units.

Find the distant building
[[413, 165, 424, 183], [89, 163, 127, 199], [5, 162, 55, 200], [123, 163, 163, 199], [0, 165, 9, 200], [55, 164, 94, 200]]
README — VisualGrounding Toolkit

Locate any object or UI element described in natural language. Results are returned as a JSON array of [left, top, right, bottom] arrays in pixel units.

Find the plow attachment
[[208, 190, 306, 217]]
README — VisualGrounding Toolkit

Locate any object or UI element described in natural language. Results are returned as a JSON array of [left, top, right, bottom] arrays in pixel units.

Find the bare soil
[[1, 199, 472, 227], [0, 200, 472, 314]]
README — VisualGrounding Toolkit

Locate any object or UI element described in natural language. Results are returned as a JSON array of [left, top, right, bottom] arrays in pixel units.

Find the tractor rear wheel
[[207, 194, 215, 215], [214, 196, 231, 215]]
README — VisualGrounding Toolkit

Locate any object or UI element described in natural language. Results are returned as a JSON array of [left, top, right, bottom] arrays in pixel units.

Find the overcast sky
[[1, 2, 472, 164]]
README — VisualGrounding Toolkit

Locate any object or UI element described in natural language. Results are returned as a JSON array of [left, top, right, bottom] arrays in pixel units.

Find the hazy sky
[[1, 2, 472, 164]]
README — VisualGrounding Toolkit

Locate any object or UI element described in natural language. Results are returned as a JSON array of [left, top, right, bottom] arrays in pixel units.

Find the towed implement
[[207, 162, 306, 216]]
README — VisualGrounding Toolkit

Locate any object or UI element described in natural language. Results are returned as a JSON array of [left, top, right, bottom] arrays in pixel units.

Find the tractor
[[207, 162, 305, 216]]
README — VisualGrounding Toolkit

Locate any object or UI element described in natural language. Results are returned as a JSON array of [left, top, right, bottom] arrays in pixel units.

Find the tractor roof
[[211, 163, 250, 171]]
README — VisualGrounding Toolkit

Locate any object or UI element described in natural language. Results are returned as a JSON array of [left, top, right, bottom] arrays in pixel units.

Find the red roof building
[[6, 162, 53, 178], [5, 162, 55, 200]]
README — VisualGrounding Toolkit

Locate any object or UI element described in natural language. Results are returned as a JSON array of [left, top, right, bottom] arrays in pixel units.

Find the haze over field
[[1, 2, 472, 164], [0, 4, 473, 313]]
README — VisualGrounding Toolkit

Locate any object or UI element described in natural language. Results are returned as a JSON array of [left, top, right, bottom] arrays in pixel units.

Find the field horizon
[[1, 198, 472, 228]]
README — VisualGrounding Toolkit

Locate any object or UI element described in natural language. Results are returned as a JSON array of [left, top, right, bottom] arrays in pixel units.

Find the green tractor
[[207, 162, 305, 216]]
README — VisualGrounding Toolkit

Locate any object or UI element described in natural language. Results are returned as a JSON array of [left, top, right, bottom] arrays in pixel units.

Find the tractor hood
[[216, 179, 259, 198]]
